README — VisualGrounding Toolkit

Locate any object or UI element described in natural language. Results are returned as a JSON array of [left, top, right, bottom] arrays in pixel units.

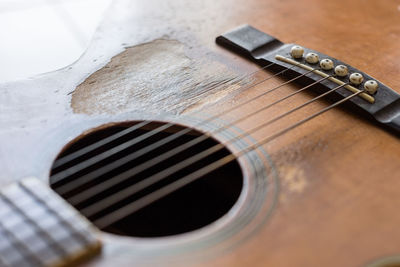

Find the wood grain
[[0, 0, 400, 266]]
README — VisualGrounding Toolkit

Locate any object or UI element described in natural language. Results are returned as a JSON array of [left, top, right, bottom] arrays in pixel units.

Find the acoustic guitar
[[1, 0, 400, 266]]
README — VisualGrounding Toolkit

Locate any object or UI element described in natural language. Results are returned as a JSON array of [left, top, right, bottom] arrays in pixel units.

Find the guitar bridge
[[216, 24, 400, 133]]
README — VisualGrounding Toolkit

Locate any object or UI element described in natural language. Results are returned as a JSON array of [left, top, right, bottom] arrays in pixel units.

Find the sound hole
[[50, 121, 243, 237]]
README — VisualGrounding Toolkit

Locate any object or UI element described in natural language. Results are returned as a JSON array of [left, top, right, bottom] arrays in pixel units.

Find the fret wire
[[0, 189, 68, 258], [68, 74, 332, 206], [52, 62, 276, 169], [81, 81, 347, 217], [18, 183, 89, 247], [54, 63, 307, 193], [94, 90, 363, 228], [0, 218, 44, 266]]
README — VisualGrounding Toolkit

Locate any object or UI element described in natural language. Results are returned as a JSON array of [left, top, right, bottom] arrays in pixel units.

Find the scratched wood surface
[[1, 0, 400, 266]]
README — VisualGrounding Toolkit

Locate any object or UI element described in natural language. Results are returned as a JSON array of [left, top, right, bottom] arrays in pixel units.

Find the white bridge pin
[[349, 73, 364, 85], [364, 80, 379, 94], [305, 52, 319, 64], [320, 59, 334, 70], [290, 45, 304, 59], [334, 65, 348, 77]]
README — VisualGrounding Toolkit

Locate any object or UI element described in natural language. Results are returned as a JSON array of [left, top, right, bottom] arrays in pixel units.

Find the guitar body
[[1, 0, 400, 266]]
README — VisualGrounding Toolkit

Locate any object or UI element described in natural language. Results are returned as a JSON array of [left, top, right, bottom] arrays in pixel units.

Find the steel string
[[79, 82, 349, 216], [93, 90, 364, 228], [51, 63, 276, 169], [51, 63, 308, 185], [66, 74, 332, 203]]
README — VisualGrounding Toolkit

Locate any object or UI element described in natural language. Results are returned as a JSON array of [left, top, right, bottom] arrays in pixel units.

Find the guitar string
[[93, 90, 364, 228], [51, 63, 298, 183], [53, 65, 316, 193], [51, 63, 308, 184], [76, 81, 348, 215], [52, 62, 276, 169], [66, 74, 332, 204], [52, 62, 364, 223], [51, 63, 289, 183]]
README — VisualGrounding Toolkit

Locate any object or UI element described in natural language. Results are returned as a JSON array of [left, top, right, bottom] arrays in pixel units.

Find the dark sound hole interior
[[50, 121, 243, 237]]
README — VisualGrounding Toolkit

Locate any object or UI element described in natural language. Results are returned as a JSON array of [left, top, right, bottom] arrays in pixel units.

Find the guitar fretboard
[[0, 177, 101, 267]]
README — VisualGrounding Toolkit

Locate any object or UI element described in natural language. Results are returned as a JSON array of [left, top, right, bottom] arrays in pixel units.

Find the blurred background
[[0, 0, 112, 82]]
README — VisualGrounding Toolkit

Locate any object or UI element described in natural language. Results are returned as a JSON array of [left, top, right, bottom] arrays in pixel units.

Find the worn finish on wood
[[1, 0, 400, 266], [71, 39, 245, 115]]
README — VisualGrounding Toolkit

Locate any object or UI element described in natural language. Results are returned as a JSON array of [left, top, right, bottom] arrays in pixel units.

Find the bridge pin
[[305, 52, 319, 64], [349, 73, 364, 85], [334, 65, 348, 77], [320, 59, 334, 70], [290, 45, 304, 58], [364, 80, 379, 94]]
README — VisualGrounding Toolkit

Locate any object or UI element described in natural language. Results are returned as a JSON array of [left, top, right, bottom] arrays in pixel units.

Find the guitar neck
[[0, 178, 101, 267]]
